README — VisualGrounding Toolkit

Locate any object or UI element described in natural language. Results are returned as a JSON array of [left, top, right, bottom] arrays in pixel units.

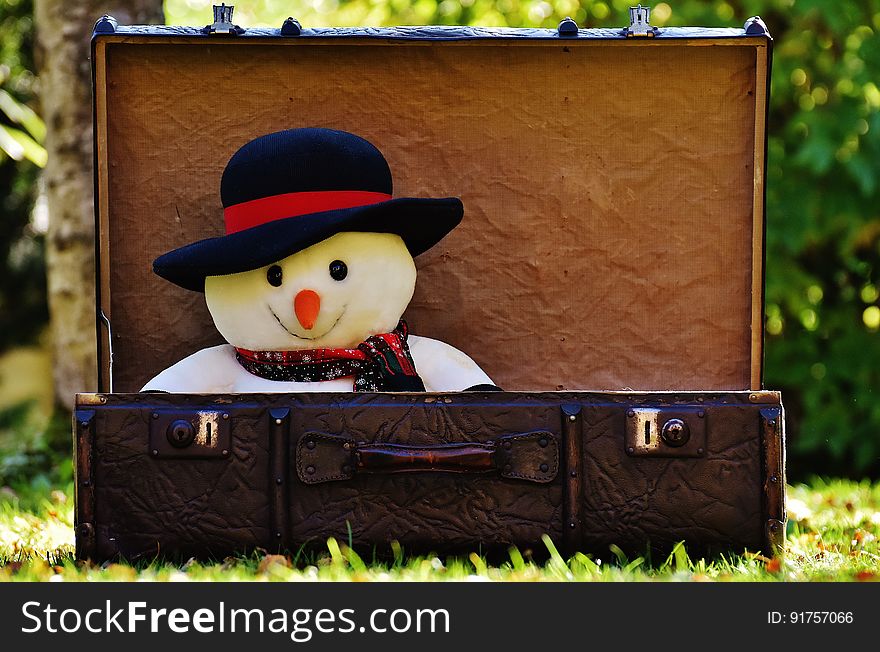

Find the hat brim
[[153, 197, 463, 292]]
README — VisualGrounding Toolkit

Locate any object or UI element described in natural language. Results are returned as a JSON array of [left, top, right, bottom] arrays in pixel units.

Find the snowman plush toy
[[144, 128, 495, 393]]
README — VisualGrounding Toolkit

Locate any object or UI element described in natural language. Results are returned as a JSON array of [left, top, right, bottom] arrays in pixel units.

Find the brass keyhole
[[167, 419, 196, 448], [661, 418, 689, 447]]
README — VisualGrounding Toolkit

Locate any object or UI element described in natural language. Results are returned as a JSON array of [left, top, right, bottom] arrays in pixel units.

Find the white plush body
[[143, 231, 492, 393], [143, 336, 491, 393]]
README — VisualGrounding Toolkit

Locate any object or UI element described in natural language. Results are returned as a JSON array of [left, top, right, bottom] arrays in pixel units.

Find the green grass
[[1, 479, 879, 581]]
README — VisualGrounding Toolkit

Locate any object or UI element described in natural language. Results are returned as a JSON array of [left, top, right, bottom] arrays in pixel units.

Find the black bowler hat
[[153, 128, 463, 292]]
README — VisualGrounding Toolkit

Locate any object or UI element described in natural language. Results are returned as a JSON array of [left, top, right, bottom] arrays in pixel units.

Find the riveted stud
[[275, 477, 283, 485], [744, 16, 770, 37], [570, 470, 577, 478], [569, 522, 577, 529], [503, 464, 512, 473], [557, 16, 578, 37], [306, 440, 316, 450], [627, 409, 635, 418], [306, 465, 315, 475], [281, 16, 302, 36], [151, 449, 159, 457], [221, 449, 229, 457], [502, 440, 512, 450], [152, 413, 159, 419], [222, 413, 229, 420], [626, 446, 635, 454], [539, 438, 548, 448], [540, 463, 549, 473], [275, 418, 283, 425], [568, 414, 577, 422]]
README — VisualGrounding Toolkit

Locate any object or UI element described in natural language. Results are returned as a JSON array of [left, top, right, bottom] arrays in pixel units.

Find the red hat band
[[223, 190, 392, 235]]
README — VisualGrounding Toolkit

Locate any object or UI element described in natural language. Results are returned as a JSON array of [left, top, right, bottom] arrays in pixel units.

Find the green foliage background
[[0, 0, 46, 351], [2, 0, 879, 481]]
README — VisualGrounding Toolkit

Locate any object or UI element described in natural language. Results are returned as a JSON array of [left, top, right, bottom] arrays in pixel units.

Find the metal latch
[[203, 3, 245, 35], [625, 406, 706, 457], [149, 410, 231, 459], [626, 4, 658, 38]]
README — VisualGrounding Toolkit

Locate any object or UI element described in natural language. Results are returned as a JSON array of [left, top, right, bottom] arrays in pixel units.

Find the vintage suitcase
[[75, 7, 785, 561]]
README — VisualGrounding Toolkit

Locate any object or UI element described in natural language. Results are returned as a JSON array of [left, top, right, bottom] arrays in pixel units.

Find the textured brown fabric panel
[[100, 39, 760, 392]]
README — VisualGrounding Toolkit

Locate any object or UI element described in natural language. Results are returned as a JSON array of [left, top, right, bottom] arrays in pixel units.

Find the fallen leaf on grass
[[764, 557, 782, 573], [854, 570, 877, 582], [258, 554, 291, 574]]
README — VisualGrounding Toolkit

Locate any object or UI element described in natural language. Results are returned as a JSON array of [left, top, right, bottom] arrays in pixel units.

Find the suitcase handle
[[296, 430, 559, 484], [356, 442, 495, 473]]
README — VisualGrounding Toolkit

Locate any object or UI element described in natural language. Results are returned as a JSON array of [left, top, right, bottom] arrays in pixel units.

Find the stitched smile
[[269, 305, 345, 341]]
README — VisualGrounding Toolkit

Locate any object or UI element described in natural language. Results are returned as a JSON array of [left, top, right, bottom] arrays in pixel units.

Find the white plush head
[[204, 231, 417, 350]]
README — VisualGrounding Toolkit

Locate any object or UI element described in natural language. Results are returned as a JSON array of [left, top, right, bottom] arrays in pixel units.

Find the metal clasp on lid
[[203, 3, 245, 35], [626, 4, 657, 38]]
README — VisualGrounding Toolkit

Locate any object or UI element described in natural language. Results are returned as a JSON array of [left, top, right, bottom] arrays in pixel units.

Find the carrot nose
[[294, 289, 321, 330]]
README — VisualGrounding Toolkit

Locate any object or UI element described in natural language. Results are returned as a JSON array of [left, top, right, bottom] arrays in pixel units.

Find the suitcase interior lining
[[94, 38, 767, 393]]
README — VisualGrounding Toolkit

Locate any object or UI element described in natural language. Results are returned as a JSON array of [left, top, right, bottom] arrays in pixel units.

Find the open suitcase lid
[[91, 9, 771, 393]]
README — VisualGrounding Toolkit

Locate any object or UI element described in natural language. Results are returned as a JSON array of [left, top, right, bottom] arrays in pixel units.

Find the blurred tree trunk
[[35, 0, 163, 408]]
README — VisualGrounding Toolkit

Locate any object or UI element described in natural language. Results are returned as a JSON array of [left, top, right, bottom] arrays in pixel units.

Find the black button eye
[[266, 265, 283, 287], [329, 260, 348, 281]]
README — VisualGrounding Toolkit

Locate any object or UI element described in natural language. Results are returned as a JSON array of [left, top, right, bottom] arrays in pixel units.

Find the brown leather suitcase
[[75, 390, 784, 561], [76, 8, 784, 561]]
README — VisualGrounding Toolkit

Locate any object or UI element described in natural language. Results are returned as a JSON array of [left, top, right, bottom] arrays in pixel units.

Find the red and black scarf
[[235, 320, 425, 392]]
